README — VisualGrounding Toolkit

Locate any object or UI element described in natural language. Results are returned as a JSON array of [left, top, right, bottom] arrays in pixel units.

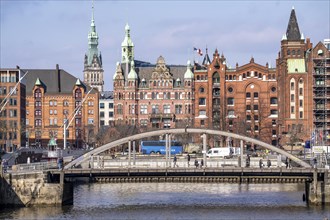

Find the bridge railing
[[10, 161, 58, 172]]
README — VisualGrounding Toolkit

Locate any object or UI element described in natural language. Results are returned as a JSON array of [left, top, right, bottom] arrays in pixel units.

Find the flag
[[194, 47, 203, 56], [311, 131, 315, 145]]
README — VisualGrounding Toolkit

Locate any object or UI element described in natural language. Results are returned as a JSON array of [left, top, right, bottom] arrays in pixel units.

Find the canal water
[[1, 182, 329, 219]]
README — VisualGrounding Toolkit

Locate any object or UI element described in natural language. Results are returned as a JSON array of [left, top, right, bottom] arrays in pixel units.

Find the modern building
[[24, 65, 99, 149], [0, 67, 27, 152], [83, 3, 104, 92], [99, 91, 114, 127]]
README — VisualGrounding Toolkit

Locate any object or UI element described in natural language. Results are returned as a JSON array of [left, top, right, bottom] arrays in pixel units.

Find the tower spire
[[286, 7, 301, 41]]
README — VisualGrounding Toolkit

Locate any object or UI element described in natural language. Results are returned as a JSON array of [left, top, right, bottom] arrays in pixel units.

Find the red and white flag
[[194, 47, 203, 56]]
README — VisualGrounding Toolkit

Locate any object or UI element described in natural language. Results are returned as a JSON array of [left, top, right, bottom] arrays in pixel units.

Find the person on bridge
[[200, 159, 204, 168], [259, 159, 264, 168], [187, 154, 191, 167], [267, 159, 271, 168], [173, 155, 178, 167], [194, 159, 199, 168]]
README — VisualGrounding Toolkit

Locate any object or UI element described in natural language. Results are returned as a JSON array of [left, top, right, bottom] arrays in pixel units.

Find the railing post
[[165, 134, 169, 167], [169, 134, 172, 167], [128, 141, 131, 168], [203, 133, 207, 167], [240, 140, 244, 168]]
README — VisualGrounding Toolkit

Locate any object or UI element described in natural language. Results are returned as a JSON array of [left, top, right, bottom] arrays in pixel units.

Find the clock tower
[[83, 0, 104, 92]]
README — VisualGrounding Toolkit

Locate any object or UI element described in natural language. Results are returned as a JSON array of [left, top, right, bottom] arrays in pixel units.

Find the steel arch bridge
[[64, 128, 311, 169]]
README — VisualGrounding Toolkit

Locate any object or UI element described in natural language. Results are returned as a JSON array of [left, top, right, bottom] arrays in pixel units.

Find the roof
[[286, 8, 301, 41], [23, 67, 97, 95], [100, 91, 114, 99]]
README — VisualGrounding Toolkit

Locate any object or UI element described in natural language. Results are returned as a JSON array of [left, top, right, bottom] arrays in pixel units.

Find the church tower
[[83, 0, 104, 92], [277, 7, 313, 144], [121, 23, 135, 64]]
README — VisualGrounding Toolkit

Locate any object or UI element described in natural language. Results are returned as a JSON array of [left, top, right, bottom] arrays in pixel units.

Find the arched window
[[212, 72, 220, 83], [75, 89, 82, 98], [34, 89, 42, 98]]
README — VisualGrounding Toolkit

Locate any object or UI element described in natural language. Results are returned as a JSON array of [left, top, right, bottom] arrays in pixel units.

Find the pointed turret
[[87, 0, 100, 66], [184, 60, 194, 79], [202, 48, 211, 66], [128, 61, 138, 80], [286, 7, 301, 41]]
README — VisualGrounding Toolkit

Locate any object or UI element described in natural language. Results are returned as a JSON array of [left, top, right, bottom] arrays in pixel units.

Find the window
[[49, 109, 53, 115], [140, 105, 148, 114], [199, 110, 206, 116], [88, 118, 94, 125], [163, 105, 171, 114], [163, 119, 171, 129], [246, 105, 251, 111], [199, 98, 206, 105], [109, 112, 113, 117], [100, 103, 105, 109], [117, 105, 123, 114], [228, 110, 235, 118], [100, 112, 105, 117], [246, 115, 251, 121], [299, 88, 303, 95], [88, 101, 94, 106], [291, 106, 294, 114], [35, 110, 42, 116], [63, 100, 69, 106], [299, 100, 303, 107], [270, 97, 278, 105], [299, 111, 303, 118], [246, 92, 251, 98], [35, 119, 42, 127], [100, 120, 105, 126], [152, 105, 159, 114], [34, 89, 42, 98], [254, 115, 258, 121], [201, 120, 205, 126], [140, 119, 148, 127], [199, 87, 205, 93], [175, 105, 182, 114], [253, 105, 258, 110], [228, 87, 233, 93], [271, 87, 276, 92], [291, 94, 294, 102], [291, 82, 294, 90], [227, 98, 234, 105], [109, 103, 114, 109], [253, 92, 258, 98], [75, 89, 82, 98]]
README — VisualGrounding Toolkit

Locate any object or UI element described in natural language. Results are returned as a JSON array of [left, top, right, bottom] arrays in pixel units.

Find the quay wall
[[0, 171, 73, 207]]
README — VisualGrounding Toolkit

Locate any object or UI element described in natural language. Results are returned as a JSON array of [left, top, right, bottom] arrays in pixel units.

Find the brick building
[[0, 67, 26, 152], [24, 65, 99, 149], [111, 8, 323, 148]]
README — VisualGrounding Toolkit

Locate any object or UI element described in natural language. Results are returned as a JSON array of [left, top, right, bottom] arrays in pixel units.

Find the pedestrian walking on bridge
[[187, 154, 191, 167], [173, 155, 178, 167], [194, 159, 199, 168]]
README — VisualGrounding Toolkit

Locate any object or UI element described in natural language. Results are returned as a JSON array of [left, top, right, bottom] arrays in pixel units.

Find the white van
[[206, 147, 239, 158]]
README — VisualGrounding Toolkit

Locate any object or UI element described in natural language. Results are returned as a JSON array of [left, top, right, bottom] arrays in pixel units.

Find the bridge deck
[[50, 167, 322, 179]]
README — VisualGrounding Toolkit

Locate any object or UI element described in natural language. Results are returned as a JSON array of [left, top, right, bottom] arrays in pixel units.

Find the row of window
[[115, 92, 193, 100], [100, 112, 114, 118], [99, 103, 114, 109], [0, 132, 17, 140], [0, 86, 17, 96], [115, 104, 193, 115], [31, 117, 95, 127]]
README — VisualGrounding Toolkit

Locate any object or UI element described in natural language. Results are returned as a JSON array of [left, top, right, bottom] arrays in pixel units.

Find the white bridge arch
[[64, 128, 311, 169]]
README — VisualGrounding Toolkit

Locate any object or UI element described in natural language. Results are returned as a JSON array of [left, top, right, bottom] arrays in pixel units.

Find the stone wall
[[0, 171, 73, 207]]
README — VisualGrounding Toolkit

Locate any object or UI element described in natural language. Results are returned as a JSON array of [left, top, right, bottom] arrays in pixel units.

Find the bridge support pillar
[[0, 172, 73, 207], [308, 169, 330, 205]]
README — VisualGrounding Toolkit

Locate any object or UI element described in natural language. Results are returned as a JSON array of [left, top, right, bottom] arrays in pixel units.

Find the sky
[[1, 0, 329, 91]]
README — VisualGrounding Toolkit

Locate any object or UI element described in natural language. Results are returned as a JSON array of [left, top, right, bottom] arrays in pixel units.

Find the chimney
[[56, 64, 61, 92]]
